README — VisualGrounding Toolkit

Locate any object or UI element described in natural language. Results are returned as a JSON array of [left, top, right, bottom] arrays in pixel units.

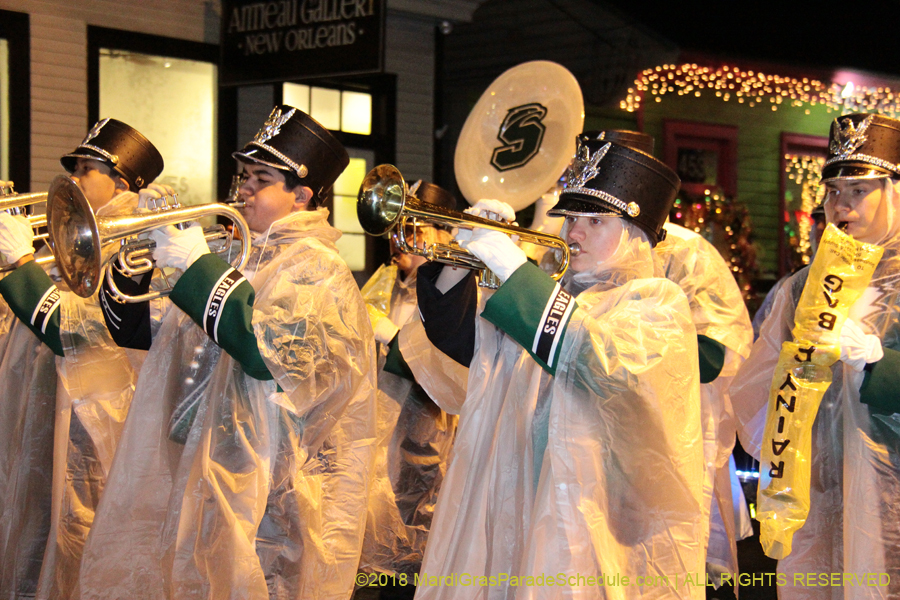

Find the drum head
[[454, 61, 584, 210]]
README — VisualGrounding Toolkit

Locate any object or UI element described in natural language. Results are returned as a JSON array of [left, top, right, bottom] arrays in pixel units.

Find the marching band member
[[582, 129, 754, 582], [0, 120, 164, 599], [655, 221, 753, 582], [358, 181, 464, 596], [81, 106, 377, 600], [731, 113, 900, 598], [415, 139, 706, 599], [0, 187, 56, 599]]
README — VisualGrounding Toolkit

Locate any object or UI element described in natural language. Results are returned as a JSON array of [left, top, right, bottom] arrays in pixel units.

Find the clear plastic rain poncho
[[417, 219, 706, 600], [358, 261, 461, 577], [35, 191, 148, 600], [0, 296, 56, 599], [0, 191, 145, 600], [79, 207, 377, 600], [654, 223, 753, 579], [731, 178, 900, 598]]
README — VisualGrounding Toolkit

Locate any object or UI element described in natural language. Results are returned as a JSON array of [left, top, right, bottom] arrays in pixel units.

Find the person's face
[[70, 158, 126, 211], [390, 223, 430, 277], [823, 178, 888, 244], [564, 216, 623, 273], [237, 163, 310, 233]]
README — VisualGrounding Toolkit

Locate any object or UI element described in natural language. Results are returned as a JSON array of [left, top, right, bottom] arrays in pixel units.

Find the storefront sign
[[220, 0, 384, 85]]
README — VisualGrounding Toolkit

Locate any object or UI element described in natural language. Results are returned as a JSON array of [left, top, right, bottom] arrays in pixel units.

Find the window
[[98, 49, 217, 206], [1, 38, 8, 181], [0, 9, 29, 187], [779, 133, 828, 276], [283, 82, 377, 273], [89, 27, 218, 206], [663, 120, 738, 197], [283, 83, 372, 135], [330, 150, 374, 271], [277, 75, 394, 276]]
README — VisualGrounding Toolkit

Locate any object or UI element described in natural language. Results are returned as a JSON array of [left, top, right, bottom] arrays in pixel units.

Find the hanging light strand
[[621, 64, 900, 117], [784, 154, 826, 265]]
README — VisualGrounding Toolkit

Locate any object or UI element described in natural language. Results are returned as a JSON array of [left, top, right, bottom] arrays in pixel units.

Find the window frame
[[87, 26, 223, 198], [0, 9, 30, 188], [276, 74, 397, 275], [663, 119, 739, 197], [778, 132, 829, 277]]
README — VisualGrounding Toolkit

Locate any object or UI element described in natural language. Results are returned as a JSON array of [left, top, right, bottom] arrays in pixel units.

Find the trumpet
[[357, 164, 571, 288], [45, 175, 251, 302], [0, 187, 55, 273]]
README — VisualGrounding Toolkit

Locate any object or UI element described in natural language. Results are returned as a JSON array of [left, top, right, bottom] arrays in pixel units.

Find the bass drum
[[454, 60, 584, 210]]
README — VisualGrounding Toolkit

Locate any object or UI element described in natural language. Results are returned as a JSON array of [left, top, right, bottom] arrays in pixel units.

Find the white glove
[[464, 199, 517, 222], [150, 224, 211, 271], [457, 227, 527, 283], [455, 199, 526, 283], [840, 318, 884, 371], [0, 213, 35, 265], [372, 314, 400, 345], [456, 198, 517, 246], [138, 183, 177, 210]]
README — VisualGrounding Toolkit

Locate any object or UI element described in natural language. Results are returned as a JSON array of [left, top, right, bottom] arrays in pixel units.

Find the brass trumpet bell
[[357, 164, 571, 286], [357, 165, 410, 237], [46, 175, 251, 299]]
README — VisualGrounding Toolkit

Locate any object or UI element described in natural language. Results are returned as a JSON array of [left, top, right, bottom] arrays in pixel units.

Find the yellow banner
[[758, 224, 883, 559]]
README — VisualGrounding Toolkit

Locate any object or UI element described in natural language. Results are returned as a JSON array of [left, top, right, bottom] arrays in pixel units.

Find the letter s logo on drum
[[490, 103, 547, 171]]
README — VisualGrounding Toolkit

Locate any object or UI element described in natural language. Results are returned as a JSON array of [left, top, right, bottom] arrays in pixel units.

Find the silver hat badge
[[254, 107, 296, 145], [82, 118, 109, 145], [565, 140, 611, 189], [831, 114, 873, 160]]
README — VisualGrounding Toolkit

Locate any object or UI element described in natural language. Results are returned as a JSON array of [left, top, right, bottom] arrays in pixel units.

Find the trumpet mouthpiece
[[568, 242, 582, 256]]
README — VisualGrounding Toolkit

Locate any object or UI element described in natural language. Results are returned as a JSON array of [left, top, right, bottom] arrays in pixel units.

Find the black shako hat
[[821, 113, 900, 182], [60, 118, 163, 190], [409, 180, 457, 212], [580, 129, 655, 156], [407, 180, 458, 231], [548, 139, 680, 246], [233, 105, 349, 200]]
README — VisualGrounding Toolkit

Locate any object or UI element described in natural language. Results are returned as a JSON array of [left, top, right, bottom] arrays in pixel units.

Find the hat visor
[[60, 150, 113, 174], [232, 148, 292, 174], [547, 194, 622, 218], [821, 163, 894, 183]]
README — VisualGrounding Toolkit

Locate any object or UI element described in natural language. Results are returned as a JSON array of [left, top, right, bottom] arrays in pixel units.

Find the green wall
[[584, 97, 837, 277]]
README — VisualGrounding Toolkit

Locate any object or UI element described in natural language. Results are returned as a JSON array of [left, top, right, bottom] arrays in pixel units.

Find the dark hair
[[283, 171, 318, 209], [283, 170, 303, 190]]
